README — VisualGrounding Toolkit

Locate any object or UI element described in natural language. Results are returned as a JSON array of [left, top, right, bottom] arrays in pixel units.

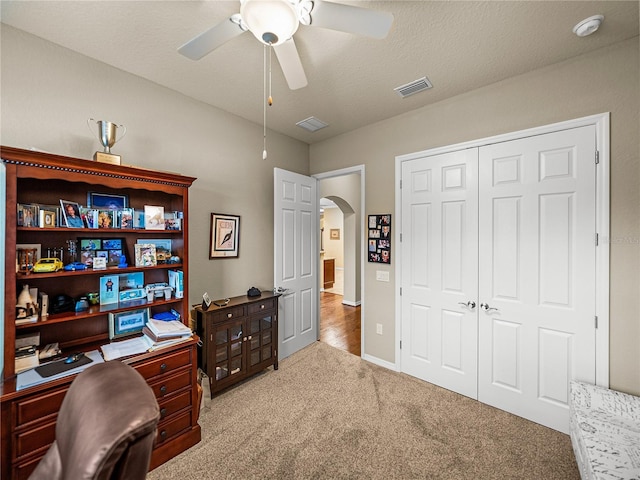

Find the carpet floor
[[147, 341, 580, 479]]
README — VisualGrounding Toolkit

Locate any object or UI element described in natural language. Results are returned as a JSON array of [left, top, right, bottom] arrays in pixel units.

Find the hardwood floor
[[319, 292, 361, 356]]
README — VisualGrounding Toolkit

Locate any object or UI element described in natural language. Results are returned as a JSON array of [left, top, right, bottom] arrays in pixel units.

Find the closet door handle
[[480, 302, 499, 313], [458, 301, 476, 310]]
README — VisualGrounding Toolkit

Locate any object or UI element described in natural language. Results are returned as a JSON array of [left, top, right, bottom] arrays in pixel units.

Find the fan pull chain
[[263, 44, 267, 160], [268, 45, 273, 107], [262, 44, 274, 161]]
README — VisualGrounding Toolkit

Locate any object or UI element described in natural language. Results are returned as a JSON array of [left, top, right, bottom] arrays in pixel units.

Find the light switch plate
[[376, 270, 390, 282]]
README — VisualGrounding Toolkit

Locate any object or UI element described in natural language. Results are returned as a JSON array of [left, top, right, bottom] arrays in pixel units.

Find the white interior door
[[274, 168, 318, 359], [477, 125, 597, 433], [400, 149, 479, 398]]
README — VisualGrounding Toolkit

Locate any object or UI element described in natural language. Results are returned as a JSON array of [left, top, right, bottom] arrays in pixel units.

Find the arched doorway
[[315, 168, 364, 356]]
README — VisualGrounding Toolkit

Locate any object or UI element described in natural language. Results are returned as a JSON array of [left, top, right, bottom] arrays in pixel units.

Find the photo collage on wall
[[367, 214, 391, 264]]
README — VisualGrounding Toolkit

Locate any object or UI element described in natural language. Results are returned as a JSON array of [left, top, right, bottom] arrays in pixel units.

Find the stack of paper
[[143, 318, 192, 351]]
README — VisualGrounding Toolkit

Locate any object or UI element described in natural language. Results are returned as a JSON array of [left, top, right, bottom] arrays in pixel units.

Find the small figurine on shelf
[[118, 254, 128, 268], [16, 285, 38, 321]]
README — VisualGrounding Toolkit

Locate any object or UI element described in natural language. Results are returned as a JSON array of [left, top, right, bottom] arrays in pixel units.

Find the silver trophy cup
[[87, 118, 127, 164]]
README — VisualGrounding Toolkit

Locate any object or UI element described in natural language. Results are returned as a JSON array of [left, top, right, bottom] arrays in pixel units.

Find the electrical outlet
[[376, 323, 383, 335]]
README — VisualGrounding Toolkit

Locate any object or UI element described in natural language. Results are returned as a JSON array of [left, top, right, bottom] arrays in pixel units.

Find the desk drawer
[[13, 387, 67, 428], [248, 298, 276, 314], [158, 390, 191, 422], [134, 349, 191, 380], [156, 411, 191, 446], [148, 370, 191, 399], [14, 419, 55, 460]]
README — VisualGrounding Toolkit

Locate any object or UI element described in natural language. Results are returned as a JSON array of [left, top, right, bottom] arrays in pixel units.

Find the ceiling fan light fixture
[[240, 0, 300, 46]]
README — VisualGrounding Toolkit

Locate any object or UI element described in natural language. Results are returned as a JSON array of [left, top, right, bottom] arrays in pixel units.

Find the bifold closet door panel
[[477, 125, 597, 433], [400, 148, 479, 399]]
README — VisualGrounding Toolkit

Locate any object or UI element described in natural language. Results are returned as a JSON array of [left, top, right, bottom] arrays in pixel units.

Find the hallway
[[319, 292, 361, 356]]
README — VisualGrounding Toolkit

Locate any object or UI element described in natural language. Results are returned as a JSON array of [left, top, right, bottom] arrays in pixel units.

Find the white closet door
[[401, 149, 479, 398], [477, 125, 597, 433]]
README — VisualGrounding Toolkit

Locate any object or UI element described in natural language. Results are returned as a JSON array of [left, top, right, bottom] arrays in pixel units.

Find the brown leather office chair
[[29, 360, 160, 480]]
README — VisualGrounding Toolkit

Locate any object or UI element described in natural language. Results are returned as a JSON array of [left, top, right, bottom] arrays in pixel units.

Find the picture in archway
[[367, 214, 391, 264]]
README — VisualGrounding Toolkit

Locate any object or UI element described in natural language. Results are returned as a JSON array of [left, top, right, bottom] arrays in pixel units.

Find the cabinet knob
[[261, 304, 265, 309], [160, 385, 167, 395], [160, 430, 167, 441], [227, 313, 232, 318], [248, 335, 252, 340], [160, 408, 167, 418], [160, 363, 167, 371]]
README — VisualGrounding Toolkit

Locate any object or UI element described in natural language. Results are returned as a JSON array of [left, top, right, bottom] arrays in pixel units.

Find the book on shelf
[[168, 269, 184, 299]]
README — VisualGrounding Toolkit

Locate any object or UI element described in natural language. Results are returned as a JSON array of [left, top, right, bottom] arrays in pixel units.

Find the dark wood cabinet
[[194, 293, 279, 397], [324, 258, 335, 289], [0, 146, 200, 479]]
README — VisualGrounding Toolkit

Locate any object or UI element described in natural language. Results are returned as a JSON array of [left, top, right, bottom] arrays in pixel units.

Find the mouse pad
[[35, 355, 93, 378]]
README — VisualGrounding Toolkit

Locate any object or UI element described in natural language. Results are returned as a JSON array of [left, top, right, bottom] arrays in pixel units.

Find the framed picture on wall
[[367, 214, 391, 264], [210, 213, 240, 258]]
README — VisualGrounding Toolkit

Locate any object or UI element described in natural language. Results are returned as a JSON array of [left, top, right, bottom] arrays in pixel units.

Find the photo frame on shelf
[[80, 207, 99, 229], [60, 200, 85, 228], [108, 308, 149, 340], [133, 210, 145, 229], [210, 213, 240, 258], [97, 210, 116, 228], [17, 204, 38, 227], [78, 238, 126, 266], [88, 192, 128, 210], [92, 257, 107, 270], [39, 209, 56, 228], [367, 214, 391, 264], [164, 211, 181, 230], [138, 238, 171, 263], [119, 208, 134, 229], [134, 243, 157, 267], [144, 205, 165, 230]]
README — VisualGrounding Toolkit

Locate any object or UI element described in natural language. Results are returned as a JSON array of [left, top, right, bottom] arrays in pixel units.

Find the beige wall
[[310, 39, 640, 395], [0, 26, 309, 305], [2, 25, 638, 395]]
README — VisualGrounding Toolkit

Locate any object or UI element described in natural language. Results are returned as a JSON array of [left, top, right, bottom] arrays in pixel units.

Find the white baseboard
[[362, 353, 399, 372], [341, 300, 361, 307]]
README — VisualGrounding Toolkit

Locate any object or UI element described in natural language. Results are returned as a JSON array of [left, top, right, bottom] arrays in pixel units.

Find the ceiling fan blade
[[309, 0, 393, 39], [273, 38, 308, 90], [178, 15, 246, 60]]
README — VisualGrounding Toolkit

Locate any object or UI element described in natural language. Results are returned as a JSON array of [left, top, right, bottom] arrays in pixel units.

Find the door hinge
[[595, 316, 598, 329], [400, 340, 402, 349], [595, 150, 600, 164], [400, 233, 402, 242], [400, 179, 402, 189], [595, 233, 599, 246], [400, 287, 402, 296]]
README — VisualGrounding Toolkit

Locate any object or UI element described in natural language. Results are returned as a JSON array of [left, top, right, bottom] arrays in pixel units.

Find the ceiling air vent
[[394, 76, 433, 98], [296, 116, 329, 132]]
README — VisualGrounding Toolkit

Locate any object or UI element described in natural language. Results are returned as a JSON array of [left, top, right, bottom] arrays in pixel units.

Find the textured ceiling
[[1, 1, 638, 144]]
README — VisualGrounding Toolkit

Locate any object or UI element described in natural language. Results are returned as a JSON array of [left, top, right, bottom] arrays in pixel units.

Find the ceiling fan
[[178, 0, 394, 90]]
